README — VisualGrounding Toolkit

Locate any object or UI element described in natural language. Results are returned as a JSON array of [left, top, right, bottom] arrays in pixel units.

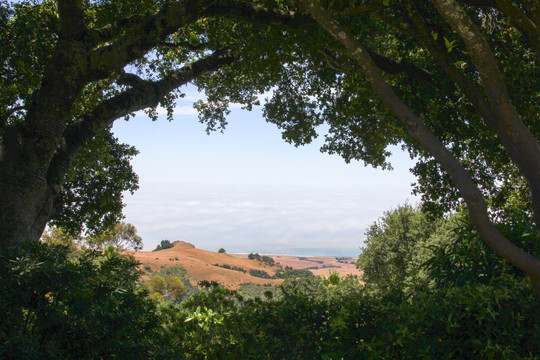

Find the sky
[[112, 85, 418, 256]]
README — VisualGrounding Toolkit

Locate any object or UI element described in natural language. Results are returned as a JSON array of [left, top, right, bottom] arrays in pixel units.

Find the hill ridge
[[129, 244, 362, 290]]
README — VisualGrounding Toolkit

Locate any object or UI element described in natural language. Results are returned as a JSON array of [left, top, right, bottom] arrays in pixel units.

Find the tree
[[218, 248, 226, 253], [292, 0, 540, 292], [1, 0, 539, 293], [153, 239, 174, 252], [0, 0, 309, 248], [0, 241, 160, 358], [358, 204, 440, 290], [86, 222, 142, 251], [40, 226, 79, 249], [145, 274, 186, 303]]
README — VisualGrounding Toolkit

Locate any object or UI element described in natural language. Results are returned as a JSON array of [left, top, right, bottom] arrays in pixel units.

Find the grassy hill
[[128, 241, 362, 290]]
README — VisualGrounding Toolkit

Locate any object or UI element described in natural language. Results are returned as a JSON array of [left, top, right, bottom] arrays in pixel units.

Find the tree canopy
[[357, 204, 441, 290], [0, 0, 539, 292]]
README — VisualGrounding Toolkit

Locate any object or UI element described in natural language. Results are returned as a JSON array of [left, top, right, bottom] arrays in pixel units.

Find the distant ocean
[[235, 248, 362, 257]]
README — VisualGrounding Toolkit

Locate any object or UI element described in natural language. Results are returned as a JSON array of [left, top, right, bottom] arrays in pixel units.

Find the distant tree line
[[248, 253, 276, 266], [304, 264, 340, 270], [335, 257, 355, 264], [298, 257, 324, 264], [213, 264, 246, 273], [249, 267, 314, 280]]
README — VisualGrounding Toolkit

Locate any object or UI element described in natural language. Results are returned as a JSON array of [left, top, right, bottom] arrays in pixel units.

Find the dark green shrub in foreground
[[158, 274, 538, 360], [372, 277, 540, 359], [2, 209, 538, 359], [158, 209, 540, 360], [0, 242, 161, 359]]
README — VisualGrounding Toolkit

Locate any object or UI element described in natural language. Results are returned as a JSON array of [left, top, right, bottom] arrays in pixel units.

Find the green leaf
[[444, 37, 457, 52]]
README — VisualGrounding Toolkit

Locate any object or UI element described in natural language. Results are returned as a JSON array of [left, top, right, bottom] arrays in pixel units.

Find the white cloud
[[121, 182, 415, 254]]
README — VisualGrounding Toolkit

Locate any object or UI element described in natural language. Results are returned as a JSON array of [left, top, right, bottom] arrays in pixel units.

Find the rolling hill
[[128, 241, 362, 289]]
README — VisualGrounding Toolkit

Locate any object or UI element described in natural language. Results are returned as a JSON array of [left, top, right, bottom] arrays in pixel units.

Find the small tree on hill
[[86, 222, 142, 251], [218, 248, 226, 253], [153, 240, 173, 252]]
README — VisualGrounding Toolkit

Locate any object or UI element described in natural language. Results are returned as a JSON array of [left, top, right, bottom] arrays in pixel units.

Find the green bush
[[249, 268, 273, 279], [153, 240, 173, 251], [0, 242, 161, 359]]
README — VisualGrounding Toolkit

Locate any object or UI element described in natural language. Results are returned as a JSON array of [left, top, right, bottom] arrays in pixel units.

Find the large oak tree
[[1, 0, 539, 292]]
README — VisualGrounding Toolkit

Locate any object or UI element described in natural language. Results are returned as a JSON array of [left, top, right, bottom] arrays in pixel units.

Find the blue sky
[[112, 85, 418, 255]]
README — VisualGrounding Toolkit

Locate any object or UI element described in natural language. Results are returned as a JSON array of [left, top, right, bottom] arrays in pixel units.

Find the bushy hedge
[[0, 242, 161, 359]]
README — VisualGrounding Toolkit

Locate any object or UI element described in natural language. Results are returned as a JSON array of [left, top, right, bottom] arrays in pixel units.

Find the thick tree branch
[[87, 0, 311, 81], [87, 1, 214, 80], [205, 1, 312, 28], [432, 0, 540, 229], [116, 71, 149, 88], [47, 50, 234, 187], [521, 0, 540, 25], [496, 0, 538, 36], [58, 0, 86, 40], [403, 1, 492, 118], [462, 0, 497, 6], [321, 45, 444, 91], [93, 14, 152, 44], [300, 0, 540, 294], [332, 4, 380, 18], [365, 47, 444, 91]]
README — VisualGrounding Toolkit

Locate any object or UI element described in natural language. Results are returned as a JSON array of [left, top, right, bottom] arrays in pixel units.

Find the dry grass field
[[129, 241, 362, 289]]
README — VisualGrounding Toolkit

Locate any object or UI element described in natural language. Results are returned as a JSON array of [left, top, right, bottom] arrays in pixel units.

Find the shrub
[[0, 242, 160, 359], [153, 240, 173, 251]]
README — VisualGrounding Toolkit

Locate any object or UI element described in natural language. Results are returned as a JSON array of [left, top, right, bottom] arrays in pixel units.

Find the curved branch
[[206, 1, 312, 28], [116, 71, 149, 88], [521, 0, 540, 27], [365, 47, 444, 91], [47, 50, 234, 186], [87, 0, 311, 81], [321, 45, 444, 91], [87, 1, 214, 80], [93, 13, 151, 44], [432, 0, 540, 229], [403, 1, 492, 117], [300, 0, 540, 293], [332, 4, 380, 18], [58, 0, 86, 40]]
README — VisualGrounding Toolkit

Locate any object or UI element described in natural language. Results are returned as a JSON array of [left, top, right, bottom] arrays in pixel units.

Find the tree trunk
[[0, 122, 58, 248], [0, 170, 54, 248]]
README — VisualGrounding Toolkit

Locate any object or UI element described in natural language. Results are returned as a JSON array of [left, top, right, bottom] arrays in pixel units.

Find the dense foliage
[[0, 242, 159, 359], [42, 222, 143, 251], [2, 205, 539, 359], [1, 0, 539, 356], [158, 206, 539, 359], [0, 0, 539, 291]]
